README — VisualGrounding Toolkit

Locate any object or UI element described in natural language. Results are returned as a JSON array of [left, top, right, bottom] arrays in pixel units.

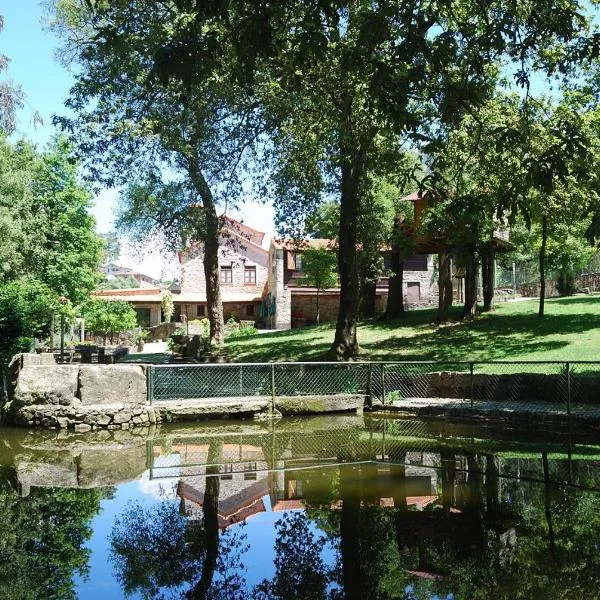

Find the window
[[197, 304, 206, 317], [220, 266, 233, 284], [295, 254, 303, 272], [244, 266, 256, 284], [404, 254, 428, 271], [246, 304, 255, 317]]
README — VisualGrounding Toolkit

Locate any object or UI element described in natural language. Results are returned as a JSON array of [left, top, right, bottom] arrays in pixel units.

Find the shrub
[[227, 326, 258, 340]]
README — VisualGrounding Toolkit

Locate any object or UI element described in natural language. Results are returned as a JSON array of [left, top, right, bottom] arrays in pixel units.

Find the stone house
[[95, 216, 437, 329]]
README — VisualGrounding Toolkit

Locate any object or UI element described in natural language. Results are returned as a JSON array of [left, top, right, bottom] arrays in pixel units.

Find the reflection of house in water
[[156, 442, 271, 529], [160, 437, 446, 524]]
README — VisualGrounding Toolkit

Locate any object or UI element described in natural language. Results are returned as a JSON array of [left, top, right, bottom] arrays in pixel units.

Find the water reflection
[[1, 416, 600, 598]]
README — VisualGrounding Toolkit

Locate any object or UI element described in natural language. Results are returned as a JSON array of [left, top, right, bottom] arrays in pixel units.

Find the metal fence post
[[146, 440, 153, 476], [147, 365, 154, 404], [239, 364, 243, 396], [366, 362, 373, 409], [270, 363, 276, 413], [381, 363, 386, 404], [469, 362, 474, 410], [566, 361, 571, 416]]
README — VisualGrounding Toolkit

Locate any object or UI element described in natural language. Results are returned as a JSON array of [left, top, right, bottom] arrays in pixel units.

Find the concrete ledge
[[153, 398, 271, 422], [275, 394, 364, 415]]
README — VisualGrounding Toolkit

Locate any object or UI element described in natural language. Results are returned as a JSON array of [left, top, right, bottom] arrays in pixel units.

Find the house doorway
[[406, 282, 421, 304]]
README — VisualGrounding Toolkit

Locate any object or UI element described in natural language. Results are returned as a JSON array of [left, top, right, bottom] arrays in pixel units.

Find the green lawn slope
[[226, 295, 600, 363]]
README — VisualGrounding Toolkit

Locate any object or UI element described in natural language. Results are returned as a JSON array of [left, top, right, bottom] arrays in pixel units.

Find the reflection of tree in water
[[254, 511, 336, 600], [110, 499, 250, 599], [0, 469, 106, 600], [111, 438, 251, 599], [110, 444, 600, 600]]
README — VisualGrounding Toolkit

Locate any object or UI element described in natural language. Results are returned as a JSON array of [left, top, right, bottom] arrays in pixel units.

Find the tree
[[255, 0, 592, 357], [81, 298, 137, 345], [0, 480, 105, 600], [300, 247, 338, 325], [0, 137, 42, 283], [0, 15, 24, 135], [99, 232, 121, 264], [98, 275, 140, 290], [0, 280, 59, 384], [305, 175, 418, 320], [33, 137, 103, 305], [50, 1, 263, 346]]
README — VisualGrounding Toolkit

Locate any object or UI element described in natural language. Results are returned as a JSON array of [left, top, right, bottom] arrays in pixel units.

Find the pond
[[1, 415, 600, 599]]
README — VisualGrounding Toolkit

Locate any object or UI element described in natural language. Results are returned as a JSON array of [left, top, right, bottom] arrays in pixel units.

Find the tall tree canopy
[[252, 0, 595, 356], [50, 0, 265, 345]]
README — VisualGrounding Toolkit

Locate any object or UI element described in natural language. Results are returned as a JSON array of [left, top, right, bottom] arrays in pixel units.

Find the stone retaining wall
[[4, 354, 153, 431]]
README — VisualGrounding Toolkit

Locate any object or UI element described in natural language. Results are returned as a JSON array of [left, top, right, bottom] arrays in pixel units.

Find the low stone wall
[[4, 354, 153, 431], [386, 370, 600, 405]]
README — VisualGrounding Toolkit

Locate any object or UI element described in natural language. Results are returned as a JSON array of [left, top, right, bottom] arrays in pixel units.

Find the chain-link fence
[[147, 360, 600, 419], [149, 362, 370, 402]]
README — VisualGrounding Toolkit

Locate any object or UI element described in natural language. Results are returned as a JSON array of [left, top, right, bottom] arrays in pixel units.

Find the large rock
[[79, 365, 147, 406], [13, 365, 79, 406]]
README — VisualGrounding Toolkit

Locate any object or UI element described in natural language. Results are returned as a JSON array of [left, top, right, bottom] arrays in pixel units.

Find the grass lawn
[[225, 295, 600, 363]]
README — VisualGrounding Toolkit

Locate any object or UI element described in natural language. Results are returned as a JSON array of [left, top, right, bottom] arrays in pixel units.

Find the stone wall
[[403, 262, 438, 305], [289, 292, 386, 325], [4, 354, 154, 431], [577, 272, 600, 293], [266, 246, 292, 329], [180, 236, 268, 298]]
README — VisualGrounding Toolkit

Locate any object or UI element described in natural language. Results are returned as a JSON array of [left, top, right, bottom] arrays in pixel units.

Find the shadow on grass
[[227, 299, 600, 363]]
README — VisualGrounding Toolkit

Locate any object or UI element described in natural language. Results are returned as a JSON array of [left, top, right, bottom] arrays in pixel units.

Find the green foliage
[[0, 137, 43, 282], [0, 476, 104, 600], [254, 512, 333, 599], [226, 326, 258, 340], [0, 280, 59, 370], [160, 290, 175, 323], [81, 299, 137, 344], [300, 248, 338, 291], [110, 501, 204, 598], [98, 275, 140, 290], [0, 17, 24, 134], [34, 137, 103, 304]]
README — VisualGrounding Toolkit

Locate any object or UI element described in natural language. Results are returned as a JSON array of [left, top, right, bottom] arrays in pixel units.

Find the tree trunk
[[440, 450, 456, 513], [481, 245, 496, 312], [189, 439, 223, 600], [486, 455, 500, 521], [385, 256, 405, 319], [188, 160, 225, 344], [462, 246, 478, 319], [316, 289, 321, 325], [331, 98, 365, 359], [542, 452, 556, 560], [340, 464, 361, 600], [438, 247, 452, 323], [539, 215, 548, 318], [359, 279, 377, 318]]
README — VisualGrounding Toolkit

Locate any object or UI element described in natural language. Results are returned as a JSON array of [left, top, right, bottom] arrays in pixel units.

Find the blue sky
[[1, 1, 274, 277]]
